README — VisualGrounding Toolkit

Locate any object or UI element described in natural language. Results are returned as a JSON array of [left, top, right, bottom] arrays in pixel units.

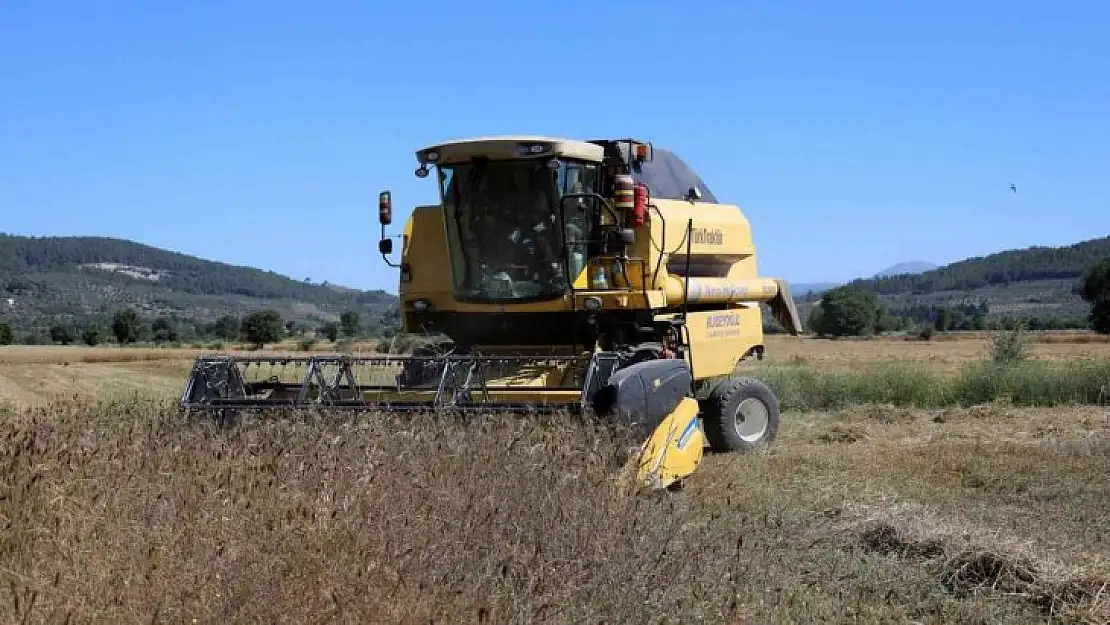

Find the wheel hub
[[734, 397, 769, 442]]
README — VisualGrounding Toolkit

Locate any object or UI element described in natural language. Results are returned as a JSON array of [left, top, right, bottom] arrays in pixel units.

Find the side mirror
[[601, 228, 635, 255], [685, 186, 702, 202], [379, 190, 392, 226], [378, 238, 393, 255]]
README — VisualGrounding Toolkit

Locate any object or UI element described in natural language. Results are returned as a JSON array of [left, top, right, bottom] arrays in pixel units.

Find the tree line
[[806, 257, 1110, 337], [0, 307, 393, 348]]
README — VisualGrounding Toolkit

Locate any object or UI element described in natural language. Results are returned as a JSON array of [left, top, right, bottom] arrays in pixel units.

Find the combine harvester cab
[[181, 135, 803, 491]]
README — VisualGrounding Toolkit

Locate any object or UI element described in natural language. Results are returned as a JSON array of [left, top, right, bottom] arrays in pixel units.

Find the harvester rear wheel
[[700, 376, 780, 453]]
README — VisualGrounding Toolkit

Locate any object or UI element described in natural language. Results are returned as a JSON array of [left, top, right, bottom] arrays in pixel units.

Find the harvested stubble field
[[761, 330, 1110, 374], [1, 334, 1109, 623]]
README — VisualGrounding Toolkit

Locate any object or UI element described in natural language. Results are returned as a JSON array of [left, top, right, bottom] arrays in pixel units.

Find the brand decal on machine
[[689, 282, 751, 300], [676, 415, 701, 450], [705, 312, 742, 339], [692, 227, 724, 245]]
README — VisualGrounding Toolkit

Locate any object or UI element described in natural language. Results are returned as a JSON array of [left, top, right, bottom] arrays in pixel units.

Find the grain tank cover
[[631, 148, 718, 203]]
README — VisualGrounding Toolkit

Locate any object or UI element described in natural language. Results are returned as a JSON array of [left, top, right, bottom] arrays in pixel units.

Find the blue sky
[[2, 0, 1107, 293]]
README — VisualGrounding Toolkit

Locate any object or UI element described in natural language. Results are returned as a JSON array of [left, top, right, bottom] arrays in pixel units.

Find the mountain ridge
[[874, 261, 940, 278], [786, 235, 1110, 330], [0, 233, 398, 336], [788, 261, 938, 297]]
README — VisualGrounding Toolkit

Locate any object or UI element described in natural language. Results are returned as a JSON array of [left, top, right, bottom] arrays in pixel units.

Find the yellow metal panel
[[635, 396, 705, 490], [666, 307, 765, 380], [400, 205, 452, 295], [572, 263, 589, 289], [644, 198, 757, 271]]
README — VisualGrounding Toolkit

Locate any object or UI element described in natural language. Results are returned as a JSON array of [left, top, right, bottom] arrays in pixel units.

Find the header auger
[[181, 135, 803, 491]]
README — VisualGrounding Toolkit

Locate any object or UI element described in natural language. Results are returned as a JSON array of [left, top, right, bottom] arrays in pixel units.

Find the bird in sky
[[1010, 183, 1017, 193]]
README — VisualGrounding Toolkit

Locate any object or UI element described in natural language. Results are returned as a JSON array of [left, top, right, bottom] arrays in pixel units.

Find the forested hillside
[[846, 236, 1110, 295], [0, 234, 395, 303], [777, 236, 1110, 335], [0, 234, 399, 341]]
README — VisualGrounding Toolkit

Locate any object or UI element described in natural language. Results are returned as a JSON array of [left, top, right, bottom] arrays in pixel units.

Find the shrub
[[990, 322, 1032, 364]]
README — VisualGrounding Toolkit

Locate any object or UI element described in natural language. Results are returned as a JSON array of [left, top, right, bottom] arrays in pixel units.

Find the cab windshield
[[437, 158, 598, 303]]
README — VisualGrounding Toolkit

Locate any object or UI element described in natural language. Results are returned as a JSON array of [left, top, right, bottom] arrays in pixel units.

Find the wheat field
[[1, 333, 1108, 622]]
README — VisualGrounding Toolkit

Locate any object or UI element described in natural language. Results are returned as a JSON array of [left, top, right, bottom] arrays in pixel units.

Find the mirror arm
[[379, 224, 400, 269]]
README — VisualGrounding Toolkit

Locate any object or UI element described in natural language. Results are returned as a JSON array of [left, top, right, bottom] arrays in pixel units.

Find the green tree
[[49, 323, 75, 345], [82, 325, 103, 346], [209, 315, 240, 341], [812, 286, 882, 337], [935, 308, 953, 332], [971, 314, 987, 331], [241, 309, 284, 347], [875, 310, 908, 333], [806, 305, 823, 335], [319, 321, 339, 342], [112, 308, 141, 344], [340, 311, 360, 337], [151, 316, 178, 343], [0, 323, 12, 345], [1080, 258, 1110, 334]]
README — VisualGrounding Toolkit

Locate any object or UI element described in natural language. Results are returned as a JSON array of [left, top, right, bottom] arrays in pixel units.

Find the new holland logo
[[692, 227, 724, 245]]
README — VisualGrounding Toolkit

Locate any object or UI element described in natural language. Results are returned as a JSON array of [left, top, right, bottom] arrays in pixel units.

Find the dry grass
[[2, 331, 1106, 369], [0, 339, 387, 365], [0, 332, 1108, 621], [762, 332, 1110, 373], [0, 345, 205, 365], [0, 341, 387, 410], [1, 397, 1106, 623], [0, 360, 190, 410]]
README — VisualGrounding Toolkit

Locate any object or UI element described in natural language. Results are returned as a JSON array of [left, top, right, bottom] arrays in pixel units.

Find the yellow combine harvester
[[180, 136, 803, 490]]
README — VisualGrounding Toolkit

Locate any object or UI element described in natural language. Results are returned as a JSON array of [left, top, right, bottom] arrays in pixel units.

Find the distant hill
[[0, 234, 399, 338], [790, 236, 1110, 328], [874, 261, 939, 278], [787, 261, 937, 300], [778, 237, 1110, 334], [787, 281, 841, 297], [850, 236, 1110, 296]]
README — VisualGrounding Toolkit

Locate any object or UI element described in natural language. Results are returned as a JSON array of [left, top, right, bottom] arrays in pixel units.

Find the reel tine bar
[[179, 352, 616, 415]]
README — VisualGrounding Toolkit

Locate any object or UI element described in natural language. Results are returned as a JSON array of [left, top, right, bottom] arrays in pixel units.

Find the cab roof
[[416, 135, 718, 203], [416, 135, 604, 164]]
